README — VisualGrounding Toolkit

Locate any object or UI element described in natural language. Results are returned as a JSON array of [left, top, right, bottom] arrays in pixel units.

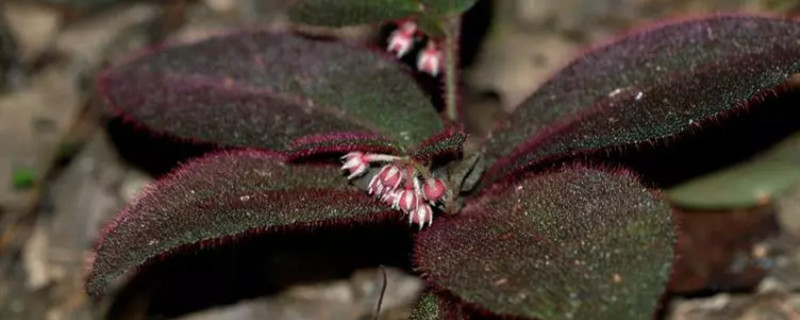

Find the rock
[[465, 0, 799, 113], [348, 267, 424, 317], [776, 183, 800, 237], [669, 206, 780, 293], [118, 169, 152, 202], [667, 291, 800, 320], [0, 3, 157, 213], [0, 64, 81, 213], [54, 3, 157, 92], [21, 225, 50, 290], [1, 131, 130, 319], [465, 26, 578, 111], [763, 237, 800, 292], [0, 2, 62, 63], [0, 14, 25, 92], [11, 132, 129, 319], [204, 0, 237, 13], [46, 132, 126, 259]]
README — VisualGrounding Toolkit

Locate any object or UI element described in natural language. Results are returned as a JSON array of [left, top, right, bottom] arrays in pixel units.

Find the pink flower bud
[[394, 188, 419, 213], [340, 152, 368, 179], [378, 165, 403, 194], [417, 41, 442, 76], [381, 190, 401, 206], [410, 204, 433, 228], [367, 168, 385, 195], [387, 21, 416, 58], [368, 164, 403, 196], [422, 178, 446, 203]]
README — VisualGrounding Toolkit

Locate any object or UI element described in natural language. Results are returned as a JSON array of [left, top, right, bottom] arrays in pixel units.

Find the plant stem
[[442, 17, 460, 122]]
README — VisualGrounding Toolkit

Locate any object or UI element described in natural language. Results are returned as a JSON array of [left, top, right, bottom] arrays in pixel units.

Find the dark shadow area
[[105, 116, 215, 176], [105, 222, 415, 319], [459, 0, 494, 69]]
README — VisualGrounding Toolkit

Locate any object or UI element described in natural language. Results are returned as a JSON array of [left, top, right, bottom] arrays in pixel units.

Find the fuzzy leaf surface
[[483, 15, 800, 184], [86, 150, 392, 296], [415, 168, 675, 319], [100, 32, 442, 153], [408, 292, 466, 320], [288, 0, 418, 26], [667, 131, 800, 209], [288, 0, 477, 27], [411, 125, 467, 162]]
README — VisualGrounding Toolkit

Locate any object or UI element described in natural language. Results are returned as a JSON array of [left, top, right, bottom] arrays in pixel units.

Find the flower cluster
[[341, 152, 447, 228], [386, 20, 442, 76]]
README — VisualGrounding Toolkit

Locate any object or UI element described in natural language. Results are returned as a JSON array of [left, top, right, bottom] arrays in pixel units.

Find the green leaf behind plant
[[667, 131, 800, 209]]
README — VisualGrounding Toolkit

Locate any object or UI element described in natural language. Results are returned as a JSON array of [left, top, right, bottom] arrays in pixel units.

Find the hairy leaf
[[100, 31, 442, 153], [287, 0, 477, 27], [286, 132, 402, 161], [411, 125, 467, 162], [667, 131, 800, 209], [86, 150, 393, 296], [415, 168, 675, 319], [483, 15, 800, 185], [288, 0, 418, 26]]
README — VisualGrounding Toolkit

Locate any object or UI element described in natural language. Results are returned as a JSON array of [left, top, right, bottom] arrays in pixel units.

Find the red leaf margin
[[84, 149, 400, 296], [96, 29, 445, 157], [413, 167, 677, 319], [479, 14, 800, 187]]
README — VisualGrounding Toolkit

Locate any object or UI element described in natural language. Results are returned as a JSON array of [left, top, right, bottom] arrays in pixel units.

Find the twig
[[373, 265, 388, 320]]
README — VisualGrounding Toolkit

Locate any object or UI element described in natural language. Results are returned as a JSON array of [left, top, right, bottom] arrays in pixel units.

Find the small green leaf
[[86, 150, 394, 296], [667, 132, 800, 209], [100, 31, 442, 152], [11, 167, 36, 190], [483, 15, 800, 185], [288, 0, 419, 27], [415, 168, 675, 319]]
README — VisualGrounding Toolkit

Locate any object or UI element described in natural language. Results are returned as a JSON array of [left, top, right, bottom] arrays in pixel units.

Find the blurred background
[[0, 0, 798, 319]]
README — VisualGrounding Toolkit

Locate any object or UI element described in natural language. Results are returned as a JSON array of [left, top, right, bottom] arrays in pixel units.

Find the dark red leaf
[[415, 168, 675, 319], [287, 0, 477, 27], [100, 31, 442, 153], [482, 15, 800, 185], [286, 131, 402, 161], [411, 124, 467, 162], [86, 150, 395, 296], [288, 0, 419, 26]]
